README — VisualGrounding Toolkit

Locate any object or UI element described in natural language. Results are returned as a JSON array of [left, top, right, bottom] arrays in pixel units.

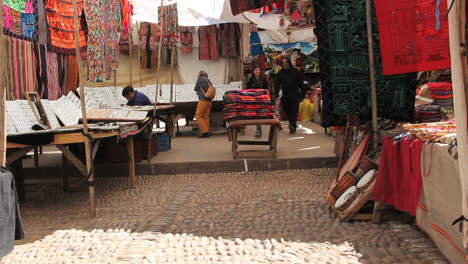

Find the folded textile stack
[[415, 104, 443, 123], [427, 82, 453, 107], [223, 89, 275, 122], [403, 120, 456, 142]]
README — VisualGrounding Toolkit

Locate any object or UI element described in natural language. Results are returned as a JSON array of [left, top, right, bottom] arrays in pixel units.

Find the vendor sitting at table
[[122, 85, 152, 106]]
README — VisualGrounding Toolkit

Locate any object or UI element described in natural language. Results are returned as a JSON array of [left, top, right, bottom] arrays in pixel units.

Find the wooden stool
[[227, 119, 280, 160]]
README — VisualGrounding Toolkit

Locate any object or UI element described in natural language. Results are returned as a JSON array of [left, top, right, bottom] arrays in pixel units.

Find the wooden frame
[[228, 119, 280, 160], [6, 130, 137, 213], [25, 92, 51, 128]]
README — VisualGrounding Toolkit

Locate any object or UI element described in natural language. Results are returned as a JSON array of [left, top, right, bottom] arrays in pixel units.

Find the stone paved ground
[[6, 169, 447, 264]]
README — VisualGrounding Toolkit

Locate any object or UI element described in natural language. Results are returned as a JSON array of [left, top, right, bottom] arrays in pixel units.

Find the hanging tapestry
[[219, 23, 240, 58], [284, 0, 315, 29], [314, 0, 417, 127], [4, 36, 37, 99], [158, 3, 178, 47], [263, 42, 301, 73], [198, 25, 219, 60], [179, 26, 194, 54], [230, 0, 282, 16], [374, 0, 451, 75], [44, 0, 86, 54], [84, 0, 121, 82], [262, 42, 319, 73], [3, 0, 38, 41]]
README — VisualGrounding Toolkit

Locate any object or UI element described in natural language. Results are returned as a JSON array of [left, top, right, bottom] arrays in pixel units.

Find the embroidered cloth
[[374, 0, 451, 75], [44, 0, 86, 54]]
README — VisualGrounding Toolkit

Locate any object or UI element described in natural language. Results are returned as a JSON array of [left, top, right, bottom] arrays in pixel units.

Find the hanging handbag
[[202, 80, 216, 99]]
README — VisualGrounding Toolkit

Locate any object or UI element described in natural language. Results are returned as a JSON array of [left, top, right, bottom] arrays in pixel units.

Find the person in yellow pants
[[194, 71, 212, 137]]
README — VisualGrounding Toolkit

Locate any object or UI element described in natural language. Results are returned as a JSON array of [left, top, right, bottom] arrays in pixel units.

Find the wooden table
[[227, 119, 281, 160], [6, 124, 142, 217]]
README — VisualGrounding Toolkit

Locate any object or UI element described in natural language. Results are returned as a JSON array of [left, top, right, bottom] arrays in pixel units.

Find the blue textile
[[127, 91, 152, 106], [250, 32, 264, 56]]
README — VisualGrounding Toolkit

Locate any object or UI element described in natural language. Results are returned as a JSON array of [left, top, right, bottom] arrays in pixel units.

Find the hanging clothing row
[[199, 23, 240, 60], [3, 36, 79, 100], [3, 0, 128, 84]]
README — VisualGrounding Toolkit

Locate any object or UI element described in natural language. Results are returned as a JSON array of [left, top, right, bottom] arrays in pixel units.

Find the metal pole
[[365, 0, 379, 149]]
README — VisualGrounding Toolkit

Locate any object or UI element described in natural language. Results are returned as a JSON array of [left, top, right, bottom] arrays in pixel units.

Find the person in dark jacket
[[274, 57, 304, 134], [122, 85, 152, 106], [194, 71, 212, 138], [246, 66, 269, 138]]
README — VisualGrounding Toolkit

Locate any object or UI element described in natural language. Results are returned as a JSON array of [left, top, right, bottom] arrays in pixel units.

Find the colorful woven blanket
[[3, 0, 37, 41], [45, 0, 86, 54]]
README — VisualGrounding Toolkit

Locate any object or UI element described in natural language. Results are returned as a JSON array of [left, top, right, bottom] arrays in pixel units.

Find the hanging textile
[[249, 31, 264, 56], [3, 0, 38, 41], [219, 23, 240, 58], [158, 3, 178, 47], [3, 36, 37, 99], [374, 0, 451, 75], [230, 0, 281, 16], [33, 43, 48, 98], [4, 37, 15, 100], [36, 0, 47, 44], [46, 51, 60, 100], [44, 0, 86, 54], [198, 25, 219, 60], [314, 0, 417, 127], [63, 55, 79, 95], [139, 22, 159, 69], [120, 0, 132, 35], [374, 136, 424, 216], [84, 0, 121, 82], [179, 26, 194, 54]]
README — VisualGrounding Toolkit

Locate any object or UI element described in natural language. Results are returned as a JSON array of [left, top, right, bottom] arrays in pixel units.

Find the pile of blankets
[[223, 89, 275, 122]]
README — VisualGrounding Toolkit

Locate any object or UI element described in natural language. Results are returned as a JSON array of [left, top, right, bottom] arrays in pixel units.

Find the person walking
[[194, 71, 212, 138], [274, 57, 304, 134], [246, 66, 269, 138]]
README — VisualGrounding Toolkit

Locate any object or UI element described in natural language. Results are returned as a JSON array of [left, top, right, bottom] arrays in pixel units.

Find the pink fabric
[[374, 136, 424, 215], [47, 51, 60, 100]]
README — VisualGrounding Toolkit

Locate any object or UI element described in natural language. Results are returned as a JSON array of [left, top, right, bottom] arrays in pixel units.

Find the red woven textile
[[374, 0, 451, 75], [374, 136, 424, 215]]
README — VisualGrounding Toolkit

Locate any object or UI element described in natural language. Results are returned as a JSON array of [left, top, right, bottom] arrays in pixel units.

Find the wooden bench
[[227, 119, 281, 159]]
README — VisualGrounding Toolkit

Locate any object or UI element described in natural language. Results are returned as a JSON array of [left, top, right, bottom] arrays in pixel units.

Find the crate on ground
[[157, 132, 170, 151]]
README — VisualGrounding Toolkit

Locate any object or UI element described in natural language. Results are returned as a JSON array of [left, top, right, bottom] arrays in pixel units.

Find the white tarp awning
[[131, 0, 285, 30]]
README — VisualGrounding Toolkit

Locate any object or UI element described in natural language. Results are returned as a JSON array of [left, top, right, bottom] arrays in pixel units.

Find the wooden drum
[[334, 186, 359, 212], [328, 171, 358, 204], [356, 169, 376, 192], [358, 157, 378, 174]]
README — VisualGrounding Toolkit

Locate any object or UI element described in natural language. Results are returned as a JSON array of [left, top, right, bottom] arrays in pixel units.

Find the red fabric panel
[[374, 136, 424, 215], [374, 0, 451, 75]]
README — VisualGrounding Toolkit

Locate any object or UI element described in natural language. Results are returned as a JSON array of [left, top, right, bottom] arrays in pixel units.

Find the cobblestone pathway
[[4, 169, 446, 264]]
